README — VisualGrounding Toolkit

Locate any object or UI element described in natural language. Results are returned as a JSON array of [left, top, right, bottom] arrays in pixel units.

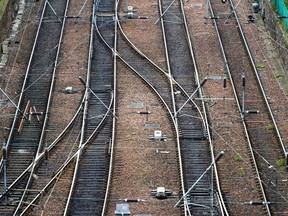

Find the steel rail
[[97, 4, 222, 214], [98, 5, 182, 215], [98, 2, 220, 215], [101, 0, 118, 214], [158, 0, 224, 214], [0, 0, 81, 206], [17, 94, 114, 215], [208, 0, 271, 214], [157, 0, 188, 214], [0, 0, 49, 171], [115, 1, 211, 161], [63, 0, 94, 214], [116, 14, 207, 144], [179, 0, 227, 214], [0, 95, 86, 200], [229, 0, 286, 156], [64, 1, 116, 214], [103, 2, 212, 214], [13, 0, 71, 214]]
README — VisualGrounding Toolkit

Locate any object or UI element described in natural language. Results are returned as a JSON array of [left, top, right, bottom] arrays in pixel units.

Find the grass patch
[[276, 158, 286, 167], [0, 0, 9, 21], [239, 167, 245, 177], [266, 123, 275, 130], [257, 63, 266, 69], [275, 73, 284, 79], [234, 153, 242, 161]]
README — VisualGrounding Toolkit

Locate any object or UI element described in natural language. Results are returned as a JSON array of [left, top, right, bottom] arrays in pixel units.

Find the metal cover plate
[[129, 102, 144, 108]]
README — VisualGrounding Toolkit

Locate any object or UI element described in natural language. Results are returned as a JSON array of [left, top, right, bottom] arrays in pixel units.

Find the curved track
[[64, 0, 116, 215]]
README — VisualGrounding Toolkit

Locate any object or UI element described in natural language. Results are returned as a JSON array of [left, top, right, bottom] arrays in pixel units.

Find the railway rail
[[0, 0, 69, 214], [64, 0, 116, 214], [0, 0, 92, 215], [159, 0, 225, 215], [101, 0, 225, 215], [0, 0, 286, 215], [209, 0, 288, 214]]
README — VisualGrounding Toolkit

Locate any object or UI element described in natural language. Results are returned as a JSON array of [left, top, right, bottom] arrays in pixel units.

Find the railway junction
[[0, 0, 288, 215]]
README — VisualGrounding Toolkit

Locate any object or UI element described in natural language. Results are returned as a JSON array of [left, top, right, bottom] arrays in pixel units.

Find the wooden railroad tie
[[17, 101, 43, 133]]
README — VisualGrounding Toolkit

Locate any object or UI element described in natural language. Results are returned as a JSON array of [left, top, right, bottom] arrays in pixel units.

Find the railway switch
[[151, 187, 173, 199]]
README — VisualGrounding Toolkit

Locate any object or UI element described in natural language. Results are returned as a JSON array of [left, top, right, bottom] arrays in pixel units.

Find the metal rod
[[17, 100, 31, 133], [126, 0, 128, 12], [155, 0, 177, 24], [47, 0, 62, 23], [0, 87, 27, 119], [174, 151, 224, 208], [29, 107, 32, 123], [174, 78, 207, 118], [3, 146, 7, 205], [76, 0, 89, 17], [78, 76, 117, 119], [33, 106, 41, 123], [241, 75, 245, 119]]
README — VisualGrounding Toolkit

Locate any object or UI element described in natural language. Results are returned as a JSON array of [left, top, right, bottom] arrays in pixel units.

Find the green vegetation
[[276, 158, 286, 167], [0, 0, 9, 22], [260, 162, 267, 169], [266, 123, 275, 130], [234, 153, 242, 161], [239, 167, 245, 177], [256, 63, 266, 69], [275, 73, 285, 78]]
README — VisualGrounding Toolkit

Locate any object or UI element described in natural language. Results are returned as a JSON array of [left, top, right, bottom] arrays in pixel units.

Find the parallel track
[[0, 0, 69, 214], [0, 0, 286, 215], [159, 0, 223, 215], [210, 0, 288, 214]]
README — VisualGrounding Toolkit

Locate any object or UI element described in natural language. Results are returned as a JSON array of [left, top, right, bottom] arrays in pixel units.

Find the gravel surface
[[1, 0, 92, 215], [185, 1, 264, 214], [1, 0, 287, 215], [0, 0, 44, 156], [106, 62, 181, 215], [30, 1, 93, 215]]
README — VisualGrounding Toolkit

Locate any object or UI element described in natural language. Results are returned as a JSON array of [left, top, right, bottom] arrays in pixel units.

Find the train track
[[0, 0, 69, 214], [0, 0, 92, 215], [158, 0, 225, 215], [209, 0, 288, 214], [0, 0, 286, 215], [97, 0, 225, 215], [98, 0, 182, 215], [64, 0, 116, 215]]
